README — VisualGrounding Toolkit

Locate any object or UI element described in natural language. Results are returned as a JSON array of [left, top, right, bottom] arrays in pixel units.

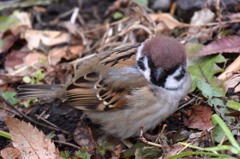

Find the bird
[[16, 36, 191, 140]]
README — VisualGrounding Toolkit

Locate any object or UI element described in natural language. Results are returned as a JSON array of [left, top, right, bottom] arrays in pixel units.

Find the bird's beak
[[154, 68, 166, 81]]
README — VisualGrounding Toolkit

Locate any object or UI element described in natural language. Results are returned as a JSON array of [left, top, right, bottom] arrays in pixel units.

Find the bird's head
[[136, 36, 187, 90]]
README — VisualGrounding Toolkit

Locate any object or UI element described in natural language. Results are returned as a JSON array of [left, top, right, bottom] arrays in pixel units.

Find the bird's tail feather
[[16, 84, 65, 99]]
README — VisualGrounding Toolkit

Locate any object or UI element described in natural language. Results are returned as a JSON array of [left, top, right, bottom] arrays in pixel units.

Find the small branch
[[139, 127, 162, 148]]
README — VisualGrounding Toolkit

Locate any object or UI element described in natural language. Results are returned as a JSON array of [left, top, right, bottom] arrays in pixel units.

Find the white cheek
[[136, 42, 151, 81], [165, 67, 184, 89], [141, 57, 151, 81], [136, 43, 144, 60]]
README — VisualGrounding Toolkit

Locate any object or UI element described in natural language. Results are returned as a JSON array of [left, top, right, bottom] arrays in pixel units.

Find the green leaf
[[60, 151, 70, 159], [23, 76, 32, 83], [74, 149, 91, 159], [167, 151, 236, 159], [212, 123, 226, 143], [208, 97, 225, 107], [188, 54, 226, 110], [113, 11, 123, 20], [196, 80, 223, 99], [0, 40, 3, 49], [1, 91, 19, 104], [188, 54, 226, 93], [122, 142, 145, 158], [0, 15, 19, 31], [185, 42, 204, 54], [19, 98, 38, 108], [98, 145, 106, 156], [133, 0, 148, 7], [33, 69, 45, 83], [135, 146, 162, 159], [0, 130, 12, 139], [226, 100, 240, 111], [211, 114, 240, 151], [0, 0, 53, 11]]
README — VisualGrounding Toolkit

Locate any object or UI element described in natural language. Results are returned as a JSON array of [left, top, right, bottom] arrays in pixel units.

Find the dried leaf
[[0, 11, 31, 32], [74, 119, 97, 155], [4, 51, 28, 68], [198, 36, 240, 56], [189, 8, 214, 30], [222, 74, 240, 93], [188, 8, 215, 40], [0, 109, 13, 122], [218, 56, 240, 80], [21, 30, 70, 50], [23, 52, 47, 66], [106, 0, 130, 14], [149, 13, 182, 30], [184, 105, 214, 130], [1, 147, 22, 159], [0, 75, 22, 85], [11, 11, 32, 30], [5, 117, 61, 159], [48, 45, 84, 65], [163, 144, 189, 158], [0, 30, 21, 53]]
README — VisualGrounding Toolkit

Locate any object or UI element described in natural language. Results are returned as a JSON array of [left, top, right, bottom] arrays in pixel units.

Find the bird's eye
[[137, 57, 146, 71]]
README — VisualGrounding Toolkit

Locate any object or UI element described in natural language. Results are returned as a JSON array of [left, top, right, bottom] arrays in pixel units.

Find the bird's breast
[[84, 87, 181, 139]]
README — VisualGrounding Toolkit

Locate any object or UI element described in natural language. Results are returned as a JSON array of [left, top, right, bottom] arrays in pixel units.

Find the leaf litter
[[0, 0, 240, 158]]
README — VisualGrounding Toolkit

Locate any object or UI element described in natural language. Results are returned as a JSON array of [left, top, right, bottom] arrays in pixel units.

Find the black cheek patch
[[174, 67, 186, 81], [137, 57, 146, 71]]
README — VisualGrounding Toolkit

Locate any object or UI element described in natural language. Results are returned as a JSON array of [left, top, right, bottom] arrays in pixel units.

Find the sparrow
[[16, 36, 191, 139]]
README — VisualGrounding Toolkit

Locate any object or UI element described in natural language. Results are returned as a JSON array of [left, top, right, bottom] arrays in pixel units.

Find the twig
[[155, 124, 167, 143], [139, 127, 162, 147], [177, 97, 196, 111], [70, 7, 80, 24], [35, 114, 58, 128], [54, 140, 81, 149]]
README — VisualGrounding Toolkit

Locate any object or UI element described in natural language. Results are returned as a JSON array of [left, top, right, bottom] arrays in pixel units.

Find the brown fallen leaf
[[4, 51, 29, 69], [6, 51, 48, 76], [222, 74, 240, 93], [1, 147, 22, 159], [21, 30, 70, 50], [48, 45, 84, 65], [218, 56, 240, 81], [187, 8, 215, 40], [0, 75, 22, 86], [163, 144, 191, 158], [105, 0, 130, 15], [149, 13, 183, 30], [197, 36, 240, 56], [225, 111, 240, 117], [12, 12, 32, 30], [0, 108, 14, 122], [183, 105, 214, 130], [0, 30, 21, 53], [23, 51, 47, 66], [5, 117, 61, 159], [74, 119, 98, 155]]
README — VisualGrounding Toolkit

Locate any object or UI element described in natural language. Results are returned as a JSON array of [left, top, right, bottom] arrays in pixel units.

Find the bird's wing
[[98, 45, 138, 68], [65, 44, 146, 111], [65, 72, 129, 111]]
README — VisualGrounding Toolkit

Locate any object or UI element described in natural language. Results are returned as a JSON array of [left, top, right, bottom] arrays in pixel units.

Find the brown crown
[[141, 36, 186, 70]]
